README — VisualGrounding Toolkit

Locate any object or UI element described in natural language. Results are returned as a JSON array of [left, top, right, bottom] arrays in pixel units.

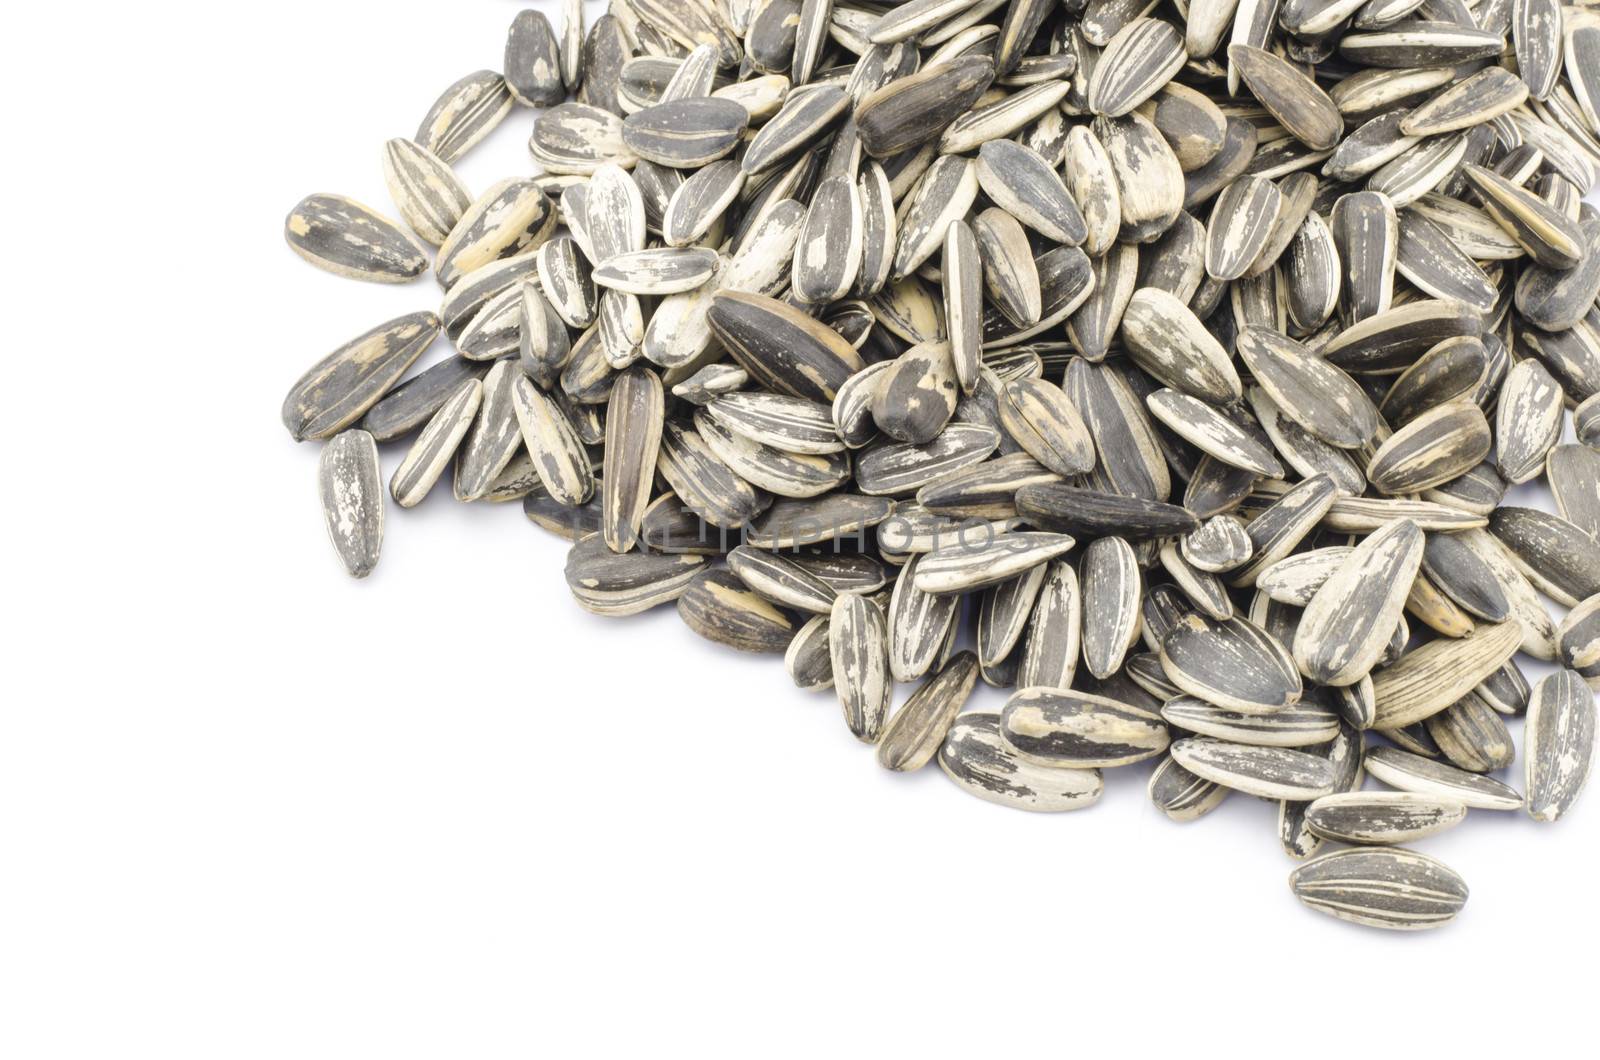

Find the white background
[[3, 1, 1597, 1056]]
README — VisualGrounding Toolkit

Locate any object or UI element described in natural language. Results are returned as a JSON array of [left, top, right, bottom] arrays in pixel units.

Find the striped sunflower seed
[[454, 360, 525, 503], [317, 429, 383, 578], [1426, 692, 1515, 774], [565, 533, 707, 617], [415, 69, 513, 162], [1489, 506, 1600, 606], [282, 312, 441, 442], [1367, 401, 1492, 495], [601, 366, 665, 552], [505, 9, 565, 107], [1161, 614, 1304, 714], [678, 567, 797, 653], [1495, 359, 1564, 485], [390, 378, 483, 509], [436, 178, 557, 289], [1295, 519, 1424, 686], [1371, 620, 1523, 729], [1162, 696, 1340, 748], [1366, 745, 1523, 810], [1095, 112, 1184, 243], [284, 194, 428, 284], [1170, 739, 1337, 800], [1149, 754, 1231, 822], [914, 532, 1075, 595], [381, 139, 472, 247], [1080, 537, 1142, 680], [362, 355, 488, 443], [1289, 847, 1468, 930], [1525, 669, 1597, 821], [1182, 516, 1253, 573], [877, 651, 980, 772], [1087, 17, 1185, 118], [708, 291, 866, 401], [938, 714, 1104, 812], [1229, 44, 1343, 150], [1000, 688, 1170, 769]]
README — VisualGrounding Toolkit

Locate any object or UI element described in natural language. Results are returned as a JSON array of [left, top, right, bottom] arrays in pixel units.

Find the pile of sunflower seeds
[[281, 0, 1600, 931]]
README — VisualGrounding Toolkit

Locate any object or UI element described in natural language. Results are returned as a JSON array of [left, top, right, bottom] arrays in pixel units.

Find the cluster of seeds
[[282, 0, 1600, 930]]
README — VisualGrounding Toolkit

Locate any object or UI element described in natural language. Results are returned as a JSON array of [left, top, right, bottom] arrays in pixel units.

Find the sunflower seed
[[1460, 163, 1584, 267], [415, 70, 513, 162], [1014, 558, 1079, 690], [360, 355, 487, 444], [1366, 744, 1523, 810], [1371, 620, 1522, 729], [1163, 696, 1340, 748], [1513, 0, 1563, 99], [1230, 44, 1343, 151], [995, 377, 1094, 476], [1515, 211, 1600, 332], [1162, 614, 1304, 714], [1420, 531, 1510, 622], [437, 178, 557, 289], [703, 394, 838, 457], [283, 194, 428, 284], [938, 714, 1104, 812], [1547, 446, 1600, 541], [1367, 401, 1492, 495], [1000, 688, 1169, 769], [1087, 18, 1185, 118], [1426, 692, 1515, 773], [389, 378, 483, 509], [1203, 176, 1280, 282], [915, 532, 1075, 595], [1289, 847, 1468, 930], [1063, 126, 1122, 257], [1281, 210, 1340, 330], [785, 615, 834, 691], [1489, 359, 1563, 486], [1525, 669, 1597, 821], [1074, 537, 1139, 679], [696, 409, 850, 497], [877, 651, 980, 772], [941, 80, 1074, 155], [1146, 390, 1281, 477], [565, 532, 707, 617], [1096, 112, 1184, 243], [871, 341, 960, 445], [678, 567, 797, 652], [1135, 212, 1206, 305], [505, 10, 565, 107], [707, 291, 866, 401], [1171, 739, 1336, 800], [1182, 516, 1253, 573], [282, 312, 440, 442], [1249, 387, 1367, 495], [1184, 117, 1258, 211], [1149, 754, 1231, 822], [978, 565, 1046, 668], [1119, 288, 1241, 404], [1294, 519, 1424, 687], [857, 424, 1000, 494], [1229, 474, 1340, 586], [1016, 483, 1198, 540], [316, 429, 383, 578], [974, 142, 1085, 249], [1490, 506, 1600, 606], [726, 545, 835, 614]]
